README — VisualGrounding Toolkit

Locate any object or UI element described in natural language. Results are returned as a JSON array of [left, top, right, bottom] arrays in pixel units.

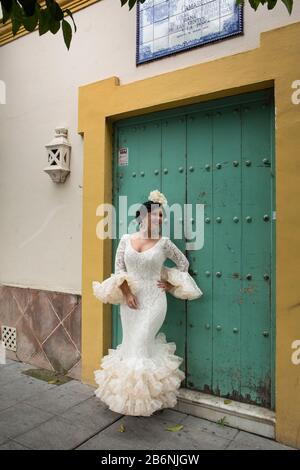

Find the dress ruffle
[[92, 273, 139, 305], [94, 332, 185, 416], [160, 266, 203, 300], [93, 267, 203, 305]]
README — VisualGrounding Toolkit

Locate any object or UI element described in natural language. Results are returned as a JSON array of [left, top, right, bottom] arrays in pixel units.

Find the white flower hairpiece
[[148, 189, 168, 205]]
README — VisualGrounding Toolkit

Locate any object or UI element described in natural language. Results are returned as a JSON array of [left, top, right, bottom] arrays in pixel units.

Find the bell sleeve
[[160, 238, 203, 300], [92, 234, 138, 305]]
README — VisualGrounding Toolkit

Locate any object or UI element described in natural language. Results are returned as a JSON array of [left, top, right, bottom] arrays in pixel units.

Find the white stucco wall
[[0, 1, 299, 294]]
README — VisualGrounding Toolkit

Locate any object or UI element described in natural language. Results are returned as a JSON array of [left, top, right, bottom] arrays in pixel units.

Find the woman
[[92, 190, 203, 416]]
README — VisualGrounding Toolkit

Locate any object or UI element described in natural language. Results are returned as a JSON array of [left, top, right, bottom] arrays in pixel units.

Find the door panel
[[161, 116, 187, 360], [112, 121, 163, 346], [186, 111, 213, 392], [211, 105, 242, 399], [240, 100, 273, 406]]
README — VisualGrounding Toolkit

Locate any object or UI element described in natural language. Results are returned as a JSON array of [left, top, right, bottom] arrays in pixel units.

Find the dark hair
[[135, 200, 162, 224]]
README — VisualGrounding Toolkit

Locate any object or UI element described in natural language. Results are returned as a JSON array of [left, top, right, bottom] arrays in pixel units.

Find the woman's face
[[144, 206, 163, 235]]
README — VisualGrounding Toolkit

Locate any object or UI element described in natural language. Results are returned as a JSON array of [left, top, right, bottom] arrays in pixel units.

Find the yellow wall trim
[[0, 0, 99, 47], [78, 21, 300, 448]]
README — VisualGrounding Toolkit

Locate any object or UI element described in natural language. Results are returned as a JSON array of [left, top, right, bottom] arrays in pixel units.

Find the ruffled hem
[[92, 273, 138, 305], [93, 332, 185, 416], [161, 266, 203, 300]]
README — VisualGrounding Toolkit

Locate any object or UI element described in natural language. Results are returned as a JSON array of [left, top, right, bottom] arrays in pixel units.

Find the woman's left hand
[[157, 280, 174, 292]]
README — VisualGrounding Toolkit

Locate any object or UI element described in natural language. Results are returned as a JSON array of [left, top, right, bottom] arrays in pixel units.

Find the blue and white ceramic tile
[[137, 0, 243, 64]]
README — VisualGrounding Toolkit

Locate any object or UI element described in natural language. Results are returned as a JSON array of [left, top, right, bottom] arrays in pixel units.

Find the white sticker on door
[[118, 148, 128, 166]]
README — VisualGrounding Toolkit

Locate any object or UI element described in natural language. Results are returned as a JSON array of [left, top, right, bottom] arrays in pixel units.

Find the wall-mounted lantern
[[44, 127, 71, 183]]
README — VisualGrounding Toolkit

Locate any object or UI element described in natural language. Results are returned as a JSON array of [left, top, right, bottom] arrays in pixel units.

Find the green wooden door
[[112, 88, 275, 409]]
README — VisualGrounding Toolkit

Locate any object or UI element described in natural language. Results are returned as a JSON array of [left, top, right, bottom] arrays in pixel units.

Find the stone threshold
[[174, 388, 275, 439]]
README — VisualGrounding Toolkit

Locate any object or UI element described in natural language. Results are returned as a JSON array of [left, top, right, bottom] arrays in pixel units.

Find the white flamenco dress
[[92, 234, 203, 416]]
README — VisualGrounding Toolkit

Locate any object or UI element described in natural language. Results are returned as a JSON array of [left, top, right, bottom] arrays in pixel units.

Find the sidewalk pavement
[[0, 358, 295, 450]]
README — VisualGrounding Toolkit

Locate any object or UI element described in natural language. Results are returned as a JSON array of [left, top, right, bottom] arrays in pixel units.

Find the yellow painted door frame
[[78, 22, 300, 448]]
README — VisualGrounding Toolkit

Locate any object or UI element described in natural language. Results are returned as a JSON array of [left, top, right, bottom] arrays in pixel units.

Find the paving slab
[[13, 416, 98, 450], [60, 396, 122, 432], [22, 378, 94, 415], [0, 440, 31, 450], [227, 430, 295, 450], [76, 413, 231, 450], [0, 374, 56, 412], [0, 402, 54, 445]]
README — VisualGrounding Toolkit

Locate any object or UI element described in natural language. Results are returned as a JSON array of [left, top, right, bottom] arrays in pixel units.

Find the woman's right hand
[[124, 292, 139, 309]]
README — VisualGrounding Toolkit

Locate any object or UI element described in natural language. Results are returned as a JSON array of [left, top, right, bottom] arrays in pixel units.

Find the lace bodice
[[114, 234, 189, 280], [92, 233, 202, 304]]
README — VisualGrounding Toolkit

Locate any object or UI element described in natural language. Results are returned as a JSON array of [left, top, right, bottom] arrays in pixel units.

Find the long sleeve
[[163, 238, 189, 272], [161, 237, 203, 301], [114, 234, 127, 274], [92, 234, 138, 305]]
